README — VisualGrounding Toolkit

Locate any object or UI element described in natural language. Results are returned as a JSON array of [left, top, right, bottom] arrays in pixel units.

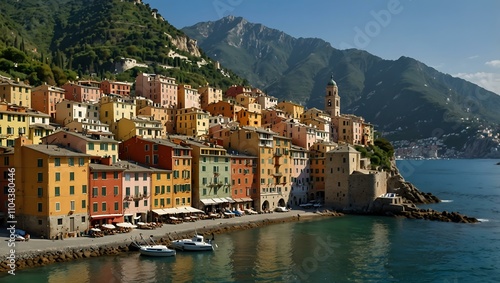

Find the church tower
[[324, 75, 340, 117]]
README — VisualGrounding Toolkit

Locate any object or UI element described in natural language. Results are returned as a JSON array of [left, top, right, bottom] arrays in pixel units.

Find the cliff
[[386, 159, 440, 204]]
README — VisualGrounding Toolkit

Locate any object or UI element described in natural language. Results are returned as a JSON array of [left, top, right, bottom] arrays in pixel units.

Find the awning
[[240, 197, 253, 202], [212, 198, 227, 204], [178, 206, 203, 213], [152, 209, 168, 216], [201, 198, 216, 205], [225, 197, 235, 203], [90, 214, 123, 219], [124, 213, 133, 216]]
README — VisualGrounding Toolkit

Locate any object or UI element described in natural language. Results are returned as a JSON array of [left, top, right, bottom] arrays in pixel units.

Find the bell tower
[[324, 75, 340, 117]]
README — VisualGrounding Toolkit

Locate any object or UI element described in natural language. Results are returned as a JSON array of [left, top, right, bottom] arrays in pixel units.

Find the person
[[25, 233, 30, 241]]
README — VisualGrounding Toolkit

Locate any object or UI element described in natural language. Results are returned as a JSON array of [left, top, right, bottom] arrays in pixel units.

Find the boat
[[132, 234, 176, 257], [170, 234, 215, 251]]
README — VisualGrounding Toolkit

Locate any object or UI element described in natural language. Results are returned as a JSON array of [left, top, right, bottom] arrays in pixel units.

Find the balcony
[[272, 172, 283, 177]]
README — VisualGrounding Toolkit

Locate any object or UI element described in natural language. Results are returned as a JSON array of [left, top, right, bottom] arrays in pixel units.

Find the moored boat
[[170, 234, 215, 251], [132, 234, 176, 257]]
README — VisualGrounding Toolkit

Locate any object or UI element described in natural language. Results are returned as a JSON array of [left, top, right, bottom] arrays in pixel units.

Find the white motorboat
[[139, 245, 176, 257], [170, 234, 215, 251], [133, 234, 176, 257]]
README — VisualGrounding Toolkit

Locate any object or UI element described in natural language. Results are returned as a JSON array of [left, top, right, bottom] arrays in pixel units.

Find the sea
[[2, 159, 500, 283]]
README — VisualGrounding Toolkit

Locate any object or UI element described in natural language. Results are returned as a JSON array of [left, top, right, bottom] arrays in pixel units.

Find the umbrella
[[101, 224, 116, 229]]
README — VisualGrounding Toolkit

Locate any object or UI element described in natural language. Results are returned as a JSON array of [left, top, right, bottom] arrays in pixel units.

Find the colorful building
[[199, 85, 223, 110], [0, 77, 31, 107], [62, 81, 102, 103], [308, 141, 338, 201], [135, 73, 178, 108], [54, 100, 100, 127], [116, 116, 163, 141], [290, 145, 310, 205], [236, 109, 262, 128], [175, 107, 209, 137], [177, 84, 200, 109], [276, 100, 304, 119], [228, 150, 256, 210], [99, 95, 136, 134], [89, 162, 124, 226], [205, 101, 243, 121], [100, 80, 132, 96], [31, 83, 65, 120], [112, 160, 152, 223], [14, 137, 91, 239], [42, 130, 119, 163], [137, 105, 176, 134]]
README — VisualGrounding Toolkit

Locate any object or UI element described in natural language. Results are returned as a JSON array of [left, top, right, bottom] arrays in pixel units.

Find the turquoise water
[[2, 159, 500, 282]]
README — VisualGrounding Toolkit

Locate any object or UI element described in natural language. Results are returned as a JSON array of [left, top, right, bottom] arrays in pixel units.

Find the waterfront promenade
[[1, 209, 321, 258]]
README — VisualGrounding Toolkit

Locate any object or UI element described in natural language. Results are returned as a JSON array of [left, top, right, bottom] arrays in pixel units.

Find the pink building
[[290, 145, 311, 206], [62, 82, 102, 103], [177, 84, 200, 109], [112, 160, 152, 223], [135, 73, 178, 108], [271, 119, 317, 150]]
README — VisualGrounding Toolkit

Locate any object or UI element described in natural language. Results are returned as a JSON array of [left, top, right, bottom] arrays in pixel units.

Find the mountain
[[183, 16, 500, 157], [0, 0, 245, 89]]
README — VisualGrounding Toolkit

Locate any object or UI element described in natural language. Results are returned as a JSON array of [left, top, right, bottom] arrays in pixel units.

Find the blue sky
[[144, 0, 500, 94]]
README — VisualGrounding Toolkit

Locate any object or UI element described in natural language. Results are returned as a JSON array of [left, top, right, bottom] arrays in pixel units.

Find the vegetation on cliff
[[355, 138, 394, 170], [0, 0, 246, 89]]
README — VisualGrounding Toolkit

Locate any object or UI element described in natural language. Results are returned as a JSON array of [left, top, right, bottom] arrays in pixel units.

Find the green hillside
[[0, 0, 245, 89]]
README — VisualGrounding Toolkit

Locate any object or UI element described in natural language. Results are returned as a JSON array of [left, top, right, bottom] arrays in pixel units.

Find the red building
[[228, 151, 257, 210], [100, 80, 132, 96], [89, 160, 124, 227]]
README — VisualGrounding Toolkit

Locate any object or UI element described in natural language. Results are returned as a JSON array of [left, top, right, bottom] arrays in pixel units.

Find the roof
[[46, 130, 118, 143], [142, 138, 189, 149], [330, 145, 359, 154], [327, 75, 337, 86], [90, 163, 125, 172], [111, 160, 152, 173], [25, 145, 93, 157]]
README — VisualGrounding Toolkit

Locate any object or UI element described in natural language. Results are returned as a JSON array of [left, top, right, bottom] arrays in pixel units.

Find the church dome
[[327, 75, 337, 86]]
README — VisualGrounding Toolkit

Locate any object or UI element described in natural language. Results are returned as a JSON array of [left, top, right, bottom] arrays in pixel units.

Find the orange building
[[228, 151, 256, 210], [100, 80, 132, 96], [31, 84, 65, 120]]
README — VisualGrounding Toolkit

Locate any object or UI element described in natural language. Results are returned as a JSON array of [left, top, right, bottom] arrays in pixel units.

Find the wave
[[441, 200, 454, 203], [477, 219, 490, 222]]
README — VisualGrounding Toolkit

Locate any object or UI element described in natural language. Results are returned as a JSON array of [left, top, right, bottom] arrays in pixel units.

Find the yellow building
[[276, 100, 304, 119], [99, 96, 136, 135], [205, 101, 243, 121], [0, 78, 32, 107], [137, 105, 176, 134], [150, 169, 175, 210], [236, 109, 262, 128], [175, 107, 209, 137], [0, 103, 53, 147], [116, 116, 163, 141], [14, 137, 91, 239], [309, 140, 338, 201]]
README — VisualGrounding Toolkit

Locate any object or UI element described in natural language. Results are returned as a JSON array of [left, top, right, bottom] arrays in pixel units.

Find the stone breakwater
[[397, 209, 479, 223], [0, 211, 343, 273]]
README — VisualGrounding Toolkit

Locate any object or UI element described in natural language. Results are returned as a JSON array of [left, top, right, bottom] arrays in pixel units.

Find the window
[[93, 203, 98, 212], [114, 186, 119, 196], [55, 187, 60, 196], [37, 187, 43, 197], [93, 187, 98, 197], [114, 172, 119, 179], [143, 173, 147, 180], [69, 186, 75, 195], [70, 172, 75, 181], [102, 202, 107, 211], [88, 143, 94, 150], [102, 172, 107, 179], [82, 200, 86, 209], [101, 187, 106, 196], [114, 202, 119, 211], [55, 158, 61, 166], [93, 172, 98, 180], [68, 158, 74, 166], [37, 203, 42, 212], [70, 201, 75, 211], [37, 159, 43, 167], [82, 185, 87, 194], [78, 158, 84, 166], [55, 202, 60, 211], [55, 172, 60, 181], [57, 218, 62, 225]]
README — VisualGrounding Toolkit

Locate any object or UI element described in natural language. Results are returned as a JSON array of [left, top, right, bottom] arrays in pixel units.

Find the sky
[[144, 0, 500, 94]]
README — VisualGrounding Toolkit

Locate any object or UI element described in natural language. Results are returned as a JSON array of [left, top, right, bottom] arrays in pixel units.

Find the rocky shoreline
[[0, 211, 343, 273]]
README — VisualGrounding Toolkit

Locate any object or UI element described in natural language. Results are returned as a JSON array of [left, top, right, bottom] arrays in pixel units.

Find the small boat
[[132, 234, 176, 257], [170, 234, 215, 251]]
